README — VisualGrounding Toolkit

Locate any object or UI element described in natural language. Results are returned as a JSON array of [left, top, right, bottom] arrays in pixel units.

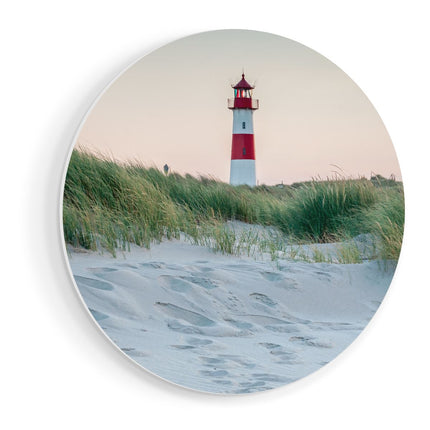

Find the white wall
[[1, 2, 429, 430], [230, 159, 256, 186], [232, 109, 254, 134]]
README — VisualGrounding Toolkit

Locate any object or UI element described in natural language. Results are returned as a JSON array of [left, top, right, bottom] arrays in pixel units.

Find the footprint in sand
[[260, 271, 284, 282], [199, 357, 225, 365], [74, 275, 114, 291], [158, 275, 193, 292], [270, 350, 301, 364], [241, 314, 288, 326], [259, 342, 281, 350], [170, 345, 196, 350], [289, 335, 333, 348], [181, 276, 220, 290], [120, 347, 148, 357], [167, 320, 202, 334], [187, 337, 213, 346], [260, 271, 299, 289], [155, 302, 216, 327], [224, 292, 242, 311], [224, 318, 254, 330], [250, 292, 277, 307], [89, 308, 109, 321], [259, 342, 301, 364]]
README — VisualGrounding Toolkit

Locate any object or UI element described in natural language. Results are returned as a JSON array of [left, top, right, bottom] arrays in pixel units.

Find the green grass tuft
[[63, 149, 404, 261], [363, 188, 404, 259], [278, 179, 378, 242]]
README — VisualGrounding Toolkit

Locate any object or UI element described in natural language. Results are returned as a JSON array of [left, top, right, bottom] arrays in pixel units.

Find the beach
[[68, 234, 394, 394]]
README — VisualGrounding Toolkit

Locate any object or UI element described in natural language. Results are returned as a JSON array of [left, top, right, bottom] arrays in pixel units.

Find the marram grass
[[63, 149, 404, 260]]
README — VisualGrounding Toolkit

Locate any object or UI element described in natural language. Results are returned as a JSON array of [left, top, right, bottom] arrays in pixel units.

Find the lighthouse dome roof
[[233, 73, 254, 89]]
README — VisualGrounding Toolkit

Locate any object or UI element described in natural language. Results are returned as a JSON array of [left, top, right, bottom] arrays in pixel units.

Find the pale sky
[[77, 30, 401, 185]]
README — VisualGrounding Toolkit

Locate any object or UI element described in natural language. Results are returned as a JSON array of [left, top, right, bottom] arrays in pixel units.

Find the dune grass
[[362, 187, 405, 260], [276, 179, 378, 241], [63, 149, 404, 260]]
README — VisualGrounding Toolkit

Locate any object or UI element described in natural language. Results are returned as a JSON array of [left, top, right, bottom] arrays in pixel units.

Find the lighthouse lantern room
[[228, 73, 259, 186]]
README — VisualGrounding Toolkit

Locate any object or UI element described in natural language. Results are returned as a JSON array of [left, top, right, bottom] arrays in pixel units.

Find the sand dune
[[68, 238, 394, 394]]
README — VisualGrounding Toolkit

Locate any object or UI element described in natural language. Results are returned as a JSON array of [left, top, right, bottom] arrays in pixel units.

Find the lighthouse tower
[[228, 73, 259, 186]]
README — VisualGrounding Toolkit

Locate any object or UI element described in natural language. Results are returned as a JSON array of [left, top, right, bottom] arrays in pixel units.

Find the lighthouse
[[228, 73, 259, 186]]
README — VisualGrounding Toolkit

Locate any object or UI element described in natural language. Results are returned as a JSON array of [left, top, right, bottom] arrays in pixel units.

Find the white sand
[[68, 237, 395, 394]]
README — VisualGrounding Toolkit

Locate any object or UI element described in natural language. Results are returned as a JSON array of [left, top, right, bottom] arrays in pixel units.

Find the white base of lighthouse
[[229, 160, 256, 186]]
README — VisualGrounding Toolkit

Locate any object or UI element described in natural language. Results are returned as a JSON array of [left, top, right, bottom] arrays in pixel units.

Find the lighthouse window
[[242, 122, 246, 129]]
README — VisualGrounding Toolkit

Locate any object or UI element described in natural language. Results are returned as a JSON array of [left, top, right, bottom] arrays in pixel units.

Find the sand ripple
[[70, 240, 393, 394]]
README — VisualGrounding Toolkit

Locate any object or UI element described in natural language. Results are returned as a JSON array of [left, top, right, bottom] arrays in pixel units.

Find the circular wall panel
[[61, 30, 403, 394]]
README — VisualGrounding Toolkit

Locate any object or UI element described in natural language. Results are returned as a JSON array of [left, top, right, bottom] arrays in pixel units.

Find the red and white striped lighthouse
[[228, 73, 259, 186]]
